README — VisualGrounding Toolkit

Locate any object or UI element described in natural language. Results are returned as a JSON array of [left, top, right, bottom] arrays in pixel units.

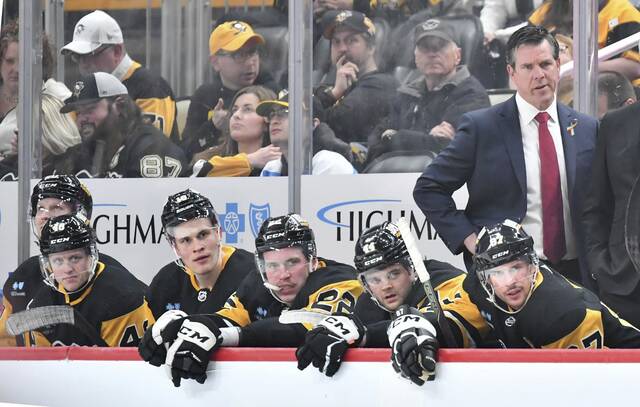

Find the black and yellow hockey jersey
[[215, 258, 363, 347], [115, 57, 179, 142], [0, 253, 132, 347], [147, 246, 256, 320], [354, 259, 480, 347], [24, 261, 154, 347], [457, 265, 640, 348], [53, 123, 188, 178]]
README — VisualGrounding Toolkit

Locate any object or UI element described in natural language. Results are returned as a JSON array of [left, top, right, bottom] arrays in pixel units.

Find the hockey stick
[[625, 173, 640, 273], [396, 217, 457, 348], [278, 309, 332, 326], [6, 305, 108, 347]]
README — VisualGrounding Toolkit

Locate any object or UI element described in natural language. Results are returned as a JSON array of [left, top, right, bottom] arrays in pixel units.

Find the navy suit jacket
[[413, 96, 597, 282]]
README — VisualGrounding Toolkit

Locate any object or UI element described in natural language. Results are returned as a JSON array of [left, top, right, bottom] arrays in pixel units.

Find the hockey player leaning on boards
[[387, 220, 640, 386], [24, 214, 153, 347], [295, 221, 486, 381], [0, 174, 137, 347], [138, 213, 364, 387], [147, 189, 255, 320]]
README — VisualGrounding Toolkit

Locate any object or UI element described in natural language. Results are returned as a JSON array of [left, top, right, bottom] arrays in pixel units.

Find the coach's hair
[[598, 71, 637, 110], [506, 25, 559, 67]]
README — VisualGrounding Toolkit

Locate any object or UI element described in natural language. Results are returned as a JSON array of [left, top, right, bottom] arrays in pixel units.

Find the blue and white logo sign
[[220, 203, 245, 244], [249, 203, 270, 237], [220, 202, 271, 244]]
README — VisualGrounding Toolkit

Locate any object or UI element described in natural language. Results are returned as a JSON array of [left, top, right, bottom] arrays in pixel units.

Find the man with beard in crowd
[[53, 72, 188, 178]]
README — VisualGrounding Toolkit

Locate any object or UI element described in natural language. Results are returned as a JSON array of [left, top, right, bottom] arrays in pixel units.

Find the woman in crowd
[[193, 85, 281, 177]]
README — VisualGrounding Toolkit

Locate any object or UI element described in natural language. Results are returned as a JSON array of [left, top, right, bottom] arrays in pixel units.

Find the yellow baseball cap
[[209, 21, 265, 56]]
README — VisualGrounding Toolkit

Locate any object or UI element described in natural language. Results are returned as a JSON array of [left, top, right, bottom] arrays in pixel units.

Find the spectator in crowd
[[139, 213, 363, 387], [0, 20, 80, 179], [597, 71, 636, 118], [583, 99, 640, 327], [62, 10, 179, 140], [314, 10, 397, 145], [0, 175, 139, 346], [181, 20, 278, 159], [480, 0, 544, 44], [529, 0, 640, 85], [296, 221, 471, 380], [256, 90, 356, 176], [367, 18, 490, 163], [54, 72, 188, 178], [192, 85, 281, 177], [413, 26, 598, 288], [23, 214, 153, 347], [147, 189, 256, 320]]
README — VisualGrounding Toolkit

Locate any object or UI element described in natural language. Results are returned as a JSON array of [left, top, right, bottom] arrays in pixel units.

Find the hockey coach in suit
[[413, 25, 598, 289]]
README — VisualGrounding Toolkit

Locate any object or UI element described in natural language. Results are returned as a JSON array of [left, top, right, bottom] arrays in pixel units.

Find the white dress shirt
[[516, 93, 576, 261]]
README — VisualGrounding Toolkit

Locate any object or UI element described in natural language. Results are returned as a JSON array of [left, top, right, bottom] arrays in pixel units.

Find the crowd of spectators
[[1, 1, 639, 178]]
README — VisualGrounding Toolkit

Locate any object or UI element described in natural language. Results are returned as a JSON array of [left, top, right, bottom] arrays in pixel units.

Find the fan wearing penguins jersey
[[54, 72, 188, 178], [0, 175, 134, 347], [147, 189, 255, 320], [25, 215, 153, 347], [138, 214, 362, 387]]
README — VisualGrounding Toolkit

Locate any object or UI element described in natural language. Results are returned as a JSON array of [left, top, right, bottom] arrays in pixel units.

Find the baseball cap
[[256, 90, 326, 122], [256, 89, 289, 117], [321, 10, 376, 39], [61, 10, 123, 55], [209, 20, 265, 56], [60, 72, 128, 113], [414, 19, 457, 46]]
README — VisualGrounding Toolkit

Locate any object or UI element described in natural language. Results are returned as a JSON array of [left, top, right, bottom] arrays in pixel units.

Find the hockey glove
[[387, 305, 439, 386], [165, 315, 222, 387], [296, 314, 365, 377], [138, 309, 187, 367]]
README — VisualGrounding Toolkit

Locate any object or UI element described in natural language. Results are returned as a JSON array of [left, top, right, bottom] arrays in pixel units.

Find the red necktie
[[535, 112, 566, 264]]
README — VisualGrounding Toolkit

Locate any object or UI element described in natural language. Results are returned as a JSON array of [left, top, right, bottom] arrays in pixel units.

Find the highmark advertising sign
[[0, 174, 466, 284]]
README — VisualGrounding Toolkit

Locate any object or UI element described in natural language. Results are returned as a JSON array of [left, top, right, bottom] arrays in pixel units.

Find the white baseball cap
[[61, 10, 123, 55], [60, 72, 128, 113]]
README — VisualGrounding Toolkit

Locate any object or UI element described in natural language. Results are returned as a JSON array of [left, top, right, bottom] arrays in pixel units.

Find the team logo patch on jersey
[[165, 303, 181, 311], [197, 290, 208, 302], [255, 306, 268, 320], [505, 316, 516, 327], [249, 203, 270, 237]]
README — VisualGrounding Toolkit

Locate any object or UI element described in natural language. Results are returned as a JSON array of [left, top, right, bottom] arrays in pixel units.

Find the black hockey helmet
[[39, 214, 96, 256], [30, 175, 93, 219], [39, 213, 98, 293], [354, 221, 410, 273], [255, 213, 316, 259], [474, 219, 536, 273], [161, 189, 218, 233]]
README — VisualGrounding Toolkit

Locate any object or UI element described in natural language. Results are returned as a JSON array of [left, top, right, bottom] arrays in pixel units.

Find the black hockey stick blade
[[625, 174, 640, 273], [397, 217, 457, 348], [6, 305, 74, 336]]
